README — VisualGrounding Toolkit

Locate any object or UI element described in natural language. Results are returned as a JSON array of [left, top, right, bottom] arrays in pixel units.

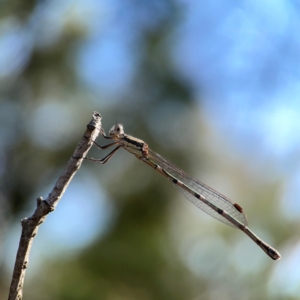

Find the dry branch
[[7, 111, 102, 300]]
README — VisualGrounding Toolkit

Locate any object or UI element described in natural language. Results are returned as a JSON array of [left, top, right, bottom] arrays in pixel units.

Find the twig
[[7, 111, 102, 300]]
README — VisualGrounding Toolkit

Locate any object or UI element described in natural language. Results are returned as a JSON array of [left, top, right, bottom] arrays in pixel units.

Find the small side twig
[[7, 111, 102, 300]]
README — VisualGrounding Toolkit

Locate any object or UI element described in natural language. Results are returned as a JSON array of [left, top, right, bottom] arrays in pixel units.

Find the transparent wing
[[148, 149, 248, 228]]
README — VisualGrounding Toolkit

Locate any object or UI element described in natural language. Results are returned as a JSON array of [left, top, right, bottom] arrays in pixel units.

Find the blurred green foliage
[[0, 1, 291, 300]]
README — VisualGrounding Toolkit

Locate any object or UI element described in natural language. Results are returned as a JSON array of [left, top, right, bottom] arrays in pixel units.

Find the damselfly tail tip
[[265, 246, 281, 260], [271, 250, 281, 261], [259, 240, 281, 260]]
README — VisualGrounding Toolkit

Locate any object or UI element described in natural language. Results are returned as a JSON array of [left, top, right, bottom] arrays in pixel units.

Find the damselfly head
[[109, 124, 124, 137]]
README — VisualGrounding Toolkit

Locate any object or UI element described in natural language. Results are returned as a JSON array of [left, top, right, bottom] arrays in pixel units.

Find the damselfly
[[87, 124, 281, 260]]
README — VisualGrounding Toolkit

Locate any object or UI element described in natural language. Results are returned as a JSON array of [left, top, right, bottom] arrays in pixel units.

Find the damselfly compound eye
[[116, 124, 124, 135], [109, 124, 124, 136]]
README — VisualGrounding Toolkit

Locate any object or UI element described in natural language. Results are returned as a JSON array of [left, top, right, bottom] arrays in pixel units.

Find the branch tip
[[93, 111, 102, 118], [87, 111, 102, 131]]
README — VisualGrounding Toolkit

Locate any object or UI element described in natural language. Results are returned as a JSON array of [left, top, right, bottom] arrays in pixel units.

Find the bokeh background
[[1, 0, 300, 299]]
